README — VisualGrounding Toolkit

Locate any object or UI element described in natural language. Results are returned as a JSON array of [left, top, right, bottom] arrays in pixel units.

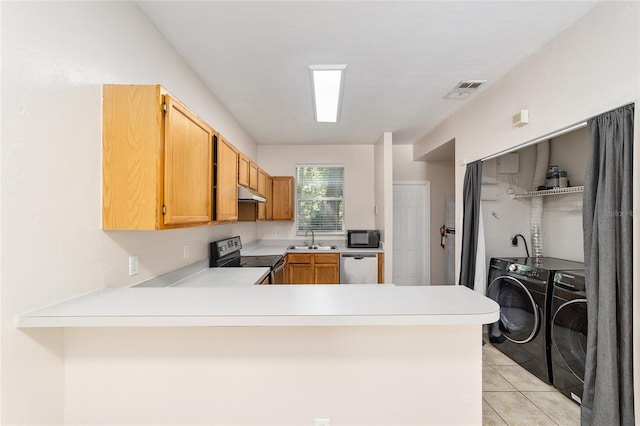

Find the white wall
[[1, 2, 259, 423], [414, 0, 639, 276], [374, 133, 393, 283], [414, 0, 640, 415], [256, 144, 375, 240], [64, 325, 483, 426], [392, 145, 455, 284]]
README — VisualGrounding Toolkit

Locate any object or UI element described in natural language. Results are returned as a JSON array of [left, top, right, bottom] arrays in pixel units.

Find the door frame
[[392, 181, 431, 285]]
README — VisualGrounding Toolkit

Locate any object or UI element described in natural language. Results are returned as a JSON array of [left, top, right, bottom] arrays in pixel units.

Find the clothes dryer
[[550, 270, 587, 404], [487, 257, 584, 384]]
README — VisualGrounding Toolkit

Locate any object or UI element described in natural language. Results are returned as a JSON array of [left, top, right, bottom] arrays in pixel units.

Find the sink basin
[[287, 245, 337, 251], [311, 245, 337, 250]]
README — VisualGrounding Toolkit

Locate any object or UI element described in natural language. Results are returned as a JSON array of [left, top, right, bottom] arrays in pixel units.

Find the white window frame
[[295, 164, 345, 236]]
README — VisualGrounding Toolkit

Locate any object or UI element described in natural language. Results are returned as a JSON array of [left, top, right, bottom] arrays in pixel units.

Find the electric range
[[209, 236, 285, 284]]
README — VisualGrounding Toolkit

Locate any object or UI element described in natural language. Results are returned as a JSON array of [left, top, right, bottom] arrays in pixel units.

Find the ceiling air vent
[[456, 80, 485, 90], [445, 80, 487, 100]]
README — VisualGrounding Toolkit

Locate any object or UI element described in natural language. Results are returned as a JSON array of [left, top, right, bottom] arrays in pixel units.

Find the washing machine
[[486, 257, 584, 384], [550, 270, 587, 404]]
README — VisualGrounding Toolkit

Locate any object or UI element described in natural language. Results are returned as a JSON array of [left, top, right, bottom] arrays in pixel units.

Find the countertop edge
[[16, 311, 499, 328]]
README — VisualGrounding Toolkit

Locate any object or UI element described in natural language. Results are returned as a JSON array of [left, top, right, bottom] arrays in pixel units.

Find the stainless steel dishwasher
[[340, 253, 378, 284]]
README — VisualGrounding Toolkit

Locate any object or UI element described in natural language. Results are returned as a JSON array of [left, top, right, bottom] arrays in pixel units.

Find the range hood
[[238, 185, 266, 203]]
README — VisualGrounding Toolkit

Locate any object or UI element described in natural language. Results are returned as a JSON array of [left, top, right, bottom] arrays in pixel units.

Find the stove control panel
[[210, 236, 242, 261]]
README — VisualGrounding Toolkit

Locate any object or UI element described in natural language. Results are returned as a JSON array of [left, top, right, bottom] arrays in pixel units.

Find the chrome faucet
[[305, 229, 315, 247]]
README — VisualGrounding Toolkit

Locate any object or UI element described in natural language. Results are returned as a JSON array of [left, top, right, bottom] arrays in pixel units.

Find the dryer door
[[552, 299, 587, 381], [487, 275, 540, 343]]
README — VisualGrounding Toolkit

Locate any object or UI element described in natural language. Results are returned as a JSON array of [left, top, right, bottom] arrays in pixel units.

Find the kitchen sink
[[287, 245, 337, 251]]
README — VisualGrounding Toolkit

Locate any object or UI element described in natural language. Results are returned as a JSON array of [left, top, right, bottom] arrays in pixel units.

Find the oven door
[[272, 257, 286, 284]]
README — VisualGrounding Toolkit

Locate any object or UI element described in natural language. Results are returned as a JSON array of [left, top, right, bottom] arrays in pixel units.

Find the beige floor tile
[[483, 365, 517, 391], [483, 391, 557, 425], [483, 344, 519, 366], [492, 365, 556, 392], [482, 398, 507, 425], [524, 391, 580, 426]]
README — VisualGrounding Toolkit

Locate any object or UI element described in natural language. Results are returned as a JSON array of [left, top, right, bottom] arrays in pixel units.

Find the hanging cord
[[512, 234, 530, 257]]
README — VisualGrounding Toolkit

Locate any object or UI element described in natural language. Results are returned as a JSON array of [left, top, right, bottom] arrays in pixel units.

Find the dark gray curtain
[[459, 160, 482, 289], [582, 104, 634, 425]]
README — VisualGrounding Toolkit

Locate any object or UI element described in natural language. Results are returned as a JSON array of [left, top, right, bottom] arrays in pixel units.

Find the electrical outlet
[[314, 419, 330, 426], [129, 256, 139, 276], [183, 244, 190, 259]]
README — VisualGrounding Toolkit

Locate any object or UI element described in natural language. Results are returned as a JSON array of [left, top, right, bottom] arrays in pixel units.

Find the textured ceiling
[[138, 1, 598, 145]]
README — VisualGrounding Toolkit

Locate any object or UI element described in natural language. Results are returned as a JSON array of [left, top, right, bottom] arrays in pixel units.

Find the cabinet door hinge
[[163, 103, 167, 113], [162, 205, 166, 215]]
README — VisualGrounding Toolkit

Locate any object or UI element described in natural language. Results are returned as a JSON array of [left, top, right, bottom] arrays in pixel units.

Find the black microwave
[[347, 230, 380, 248]]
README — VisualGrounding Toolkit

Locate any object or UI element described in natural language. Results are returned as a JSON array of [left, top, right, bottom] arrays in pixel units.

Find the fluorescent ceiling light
[[309, 65, 346, 123]]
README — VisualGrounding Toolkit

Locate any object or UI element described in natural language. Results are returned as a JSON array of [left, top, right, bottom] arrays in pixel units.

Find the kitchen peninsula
[[17, 272, 498, 425]]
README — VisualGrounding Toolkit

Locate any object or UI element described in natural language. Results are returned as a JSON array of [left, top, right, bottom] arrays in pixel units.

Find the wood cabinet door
[[238, 153, 250, 187], [265, 175, 273, 220], [314, 264, 339, 284], [272, 176, 294, 221], [257, 169, 267, 221], [163, 95, 213, 225], [288, 263, 314, 284], [249, 162, 259, 190], [314, 253, 339, 284], [216, 136, 238, 221]]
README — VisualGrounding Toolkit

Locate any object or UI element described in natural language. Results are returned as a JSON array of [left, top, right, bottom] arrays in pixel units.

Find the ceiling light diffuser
[[309, 65, 346, 123]]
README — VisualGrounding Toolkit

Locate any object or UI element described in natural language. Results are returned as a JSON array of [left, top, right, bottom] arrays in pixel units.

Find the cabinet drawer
[[287, 253, 312, 264], [314, 253, 338, 264]]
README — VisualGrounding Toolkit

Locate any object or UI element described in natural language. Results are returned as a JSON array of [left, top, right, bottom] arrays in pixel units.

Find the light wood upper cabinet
[[265, 175, 273, 221], [249, 161, 259, 191], [238, 153, 250, 187], [215, 136, 238, 222], [103, 85, 214, 230], [163, 95, 214, 225], [257, 168, 267, 197], [272, 176, 294, 221], [257, 169, 267, 221]]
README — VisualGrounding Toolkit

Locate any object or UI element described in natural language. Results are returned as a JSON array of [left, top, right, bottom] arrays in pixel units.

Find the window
[[295, 165, 344, 235]]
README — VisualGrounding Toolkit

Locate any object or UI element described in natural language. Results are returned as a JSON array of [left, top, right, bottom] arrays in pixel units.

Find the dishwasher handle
[[341, 253, 377, 259]]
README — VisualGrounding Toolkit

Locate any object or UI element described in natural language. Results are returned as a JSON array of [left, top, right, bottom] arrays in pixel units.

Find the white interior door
[[393, 182, 430, 285]]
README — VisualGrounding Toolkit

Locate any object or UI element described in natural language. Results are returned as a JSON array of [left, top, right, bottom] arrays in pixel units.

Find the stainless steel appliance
[[340, 253, 378, 284], [551, 270, 587, 404], [209, 236, 285, 284], [486, 257, 584, 384], [346, 230, 380, 248]]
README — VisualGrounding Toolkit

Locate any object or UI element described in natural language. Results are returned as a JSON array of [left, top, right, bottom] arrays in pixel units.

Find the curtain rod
[[476, 102, 635, 164], [479, 120, 587, 163]]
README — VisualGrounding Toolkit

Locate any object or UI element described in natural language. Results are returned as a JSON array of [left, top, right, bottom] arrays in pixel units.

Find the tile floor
[[482, 342, 581, 425]]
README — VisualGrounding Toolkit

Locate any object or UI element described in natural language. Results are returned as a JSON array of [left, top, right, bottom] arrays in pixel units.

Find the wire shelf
[[511, 185, 584, 199]]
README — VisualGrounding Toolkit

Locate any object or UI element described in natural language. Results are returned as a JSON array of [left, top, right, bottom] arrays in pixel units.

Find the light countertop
[[17, 284, 498, 328], [16, 250, 498, 329], [136, 266, 271, 288]]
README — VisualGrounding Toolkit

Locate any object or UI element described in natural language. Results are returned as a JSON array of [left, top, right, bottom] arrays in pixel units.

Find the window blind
[[295, 165, 344, 234]]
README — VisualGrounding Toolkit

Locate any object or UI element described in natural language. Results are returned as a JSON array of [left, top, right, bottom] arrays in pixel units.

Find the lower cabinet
[[286, 253, 339, 284]]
